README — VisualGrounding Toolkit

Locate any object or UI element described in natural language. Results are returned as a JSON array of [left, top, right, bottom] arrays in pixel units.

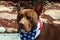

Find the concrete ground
[[0, 33, 21, 40]]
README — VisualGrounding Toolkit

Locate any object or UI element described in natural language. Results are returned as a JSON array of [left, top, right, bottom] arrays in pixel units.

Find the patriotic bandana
[[19, 18, 43, 40]]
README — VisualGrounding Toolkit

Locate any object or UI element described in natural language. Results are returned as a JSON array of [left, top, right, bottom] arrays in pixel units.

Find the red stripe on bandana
[[39, 19, 43, 31]]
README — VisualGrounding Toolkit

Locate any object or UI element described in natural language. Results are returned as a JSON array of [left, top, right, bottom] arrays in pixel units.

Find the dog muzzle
[[19, 18, 43, 40]]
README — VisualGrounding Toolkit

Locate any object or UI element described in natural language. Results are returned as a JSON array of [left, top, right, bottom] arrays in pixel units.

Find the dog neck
[[19, 18, 43, 40], [35, 18, 43, 38]]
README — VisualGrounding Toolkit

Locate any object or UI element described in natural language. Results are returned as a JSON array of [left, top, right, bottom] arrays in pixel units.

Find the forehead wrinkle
[[21, 9, 31, 14], [20, 9, 38, 19], [25, 10, 37, 17]]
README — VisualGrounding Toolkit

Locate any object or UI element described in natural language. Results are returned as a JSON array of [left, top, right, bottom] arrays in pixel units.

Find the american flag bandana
[[19, 18, 43, 40]]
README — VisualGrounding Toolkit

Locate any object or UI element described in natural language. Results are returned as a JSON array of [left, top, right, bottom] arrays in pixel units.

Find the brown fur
[[17, 2, 43, 32], [17, 9, 38, 32], [17, 2, 60, 40]]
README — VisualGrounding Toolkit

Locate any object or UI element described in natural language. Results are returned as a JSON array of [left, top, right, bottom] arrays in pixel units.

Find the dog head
[[17, 2, 43, 32]]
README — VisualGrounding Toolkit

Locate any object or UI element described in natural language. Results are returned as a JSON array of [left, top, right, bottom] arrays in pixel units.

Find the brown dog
[[17, 2, 60, 40], [17, 2, 43, 40]]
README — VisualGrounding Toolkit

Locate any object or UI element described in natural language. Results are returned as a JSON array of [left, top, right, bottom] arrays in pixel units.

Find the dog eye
[[27, 16, 33, 21]]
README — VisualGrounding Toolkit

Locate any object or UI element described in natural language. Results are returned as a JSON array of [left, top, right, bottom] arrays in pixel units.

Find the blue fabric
[[20, 26, 37, 40], [20, 31, 36, 40]]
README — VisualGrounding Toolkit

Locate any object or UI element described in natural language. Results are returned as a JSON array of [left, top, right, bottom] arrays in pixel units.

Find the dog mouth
[[20, 29, 28, 33], [19, 23, 31, 33], [20, 28, 31, 33]]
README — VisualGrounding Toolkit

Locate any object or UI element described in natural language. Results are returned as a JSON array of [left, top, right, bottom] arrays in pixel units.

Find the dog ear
[[33, 2, 43, 16], [15, 3, 24, 13]]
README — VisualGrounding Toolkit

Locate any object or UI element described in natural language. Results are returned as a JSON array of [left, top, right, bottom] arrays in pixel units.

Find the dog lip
[[20, 29, 28, 33]]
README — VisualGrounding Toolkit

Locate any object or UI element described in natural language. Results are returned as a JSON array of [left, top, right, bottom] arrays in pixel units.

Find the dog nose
[[19, 23, 24, 27]]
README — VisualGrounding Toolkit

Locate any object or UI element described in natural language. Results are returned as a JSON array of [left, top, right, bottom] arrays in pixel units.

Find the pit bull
[[17, 1, 60, 40], [17, 2, 43, 40]]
